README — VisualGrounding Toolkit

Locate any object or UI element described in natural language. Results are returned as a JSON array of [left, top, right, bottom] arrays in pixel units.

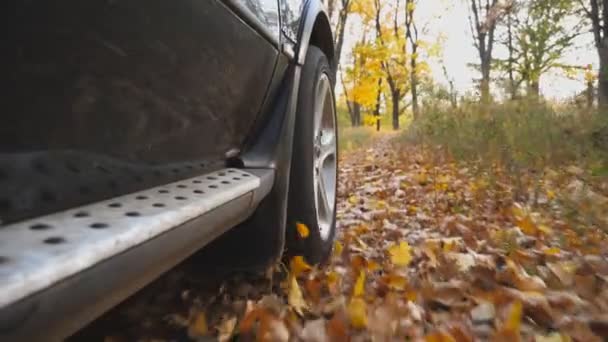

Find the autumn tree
[[469, 0, 502, 105], [518, 0, 581, 97], [343, 37, 384, 127], [579, 0, 608, 106], [374, 0, 409, 130], [342, 0, 384, 128], [493, 0, 583, 98], [497, 0, 519, 100]]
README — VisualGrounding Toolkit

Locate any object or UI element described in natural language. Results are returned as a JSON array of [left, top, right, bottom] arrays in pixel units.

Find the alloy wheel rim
[[312, 74, 337, 241]]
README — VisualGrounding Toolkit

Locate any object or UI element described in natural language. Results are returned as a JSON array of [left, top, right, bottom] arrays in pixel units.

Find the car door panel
[[0, 0, 278, 222], [226, 0, 281, 44]]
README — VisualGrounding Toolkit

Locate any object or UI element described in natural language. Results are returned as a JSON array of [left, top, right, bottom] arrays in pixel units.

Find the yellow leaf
[[290, 256, 312, 277], [512, 203, 526, 219], [353, 270, 366, 297], [347, 298, 368, 329], [405, 289, 417, 302], [354, 236, 369, 249], [517, 215, 537, 236], [384, 273, 408, 290], [288, 275, 307, 315], [188, 312, 208, 338], [348, 195, 358, 205], [415, 172, 429, 185], [542, 247, 561, 256], [506, 301, 523, 331], [389, 241, 412, 266], [296, 222, 310, 238], [546, 190, 556, 200], [333, 241, 343, 256], [538, 224, 552, 235]]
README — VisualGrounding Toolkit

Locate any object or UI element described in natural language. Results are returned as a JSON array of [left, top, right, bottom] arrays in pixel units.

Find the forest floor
[[78, 134, 608, 341]]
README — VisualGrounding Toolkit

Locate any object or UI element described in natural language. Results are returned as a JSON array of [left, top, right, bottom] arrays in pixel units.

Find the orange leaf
[[327, 312, 349, 342], [425, 331, 457, 342], [305, 278, 322, 303], [296, 222, 310, 238], [290, 256, 312, 277]]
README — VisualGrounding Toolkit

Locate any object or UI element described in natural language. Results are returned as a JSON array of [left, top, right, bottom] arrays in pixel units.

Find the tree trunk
[[392, 91, 400, 130], [507, 12, 517, 100], [599, 47, 608, 107], [528, 80, 540, 98], [374, 78, 382, 131], [480, 62, 491, 106], [353, 102, 361, 126], [410, 54, 419, 121], [332, 0, 351, 80], [588, 79, 595, 109]]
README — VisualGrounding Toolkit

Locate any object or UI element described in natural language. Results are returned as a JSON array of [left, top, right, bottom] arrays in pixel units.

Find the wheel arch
[[296, 1, 335, 73]]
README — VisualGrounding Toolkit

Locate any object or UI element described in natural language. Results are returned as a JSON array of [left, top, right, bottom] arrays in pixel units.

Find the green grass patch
[[339, 126, 376, 152], [402, 101, 608, 173]]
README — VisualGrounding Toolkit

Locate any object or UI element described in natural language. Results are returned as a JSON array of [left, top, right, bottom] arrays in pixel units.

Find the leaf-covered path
[[78, 135, 608, 341]]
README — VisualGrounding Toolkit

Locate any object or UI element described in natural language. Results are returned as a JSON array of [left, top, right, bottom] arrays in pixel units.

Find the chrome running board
[[0, 167, 274, 341]]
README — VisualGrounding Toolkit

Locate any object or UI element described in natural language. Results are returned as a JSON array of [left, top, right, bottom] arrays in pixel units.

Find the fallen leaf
[[543, 247, 561, 256], [334, 241, 343, 256], [353, 270, 366, 297], [301, 319, 329, 342], [494, 301, 522, 341], [382, 272, 408, 291], [425, 331, 457, 342], [263, 318, 290, 342], [217, 315, 237, 342], [288, 275, 308, 315], [327, 312, 349, 341], [188, 311, 208, 338], [290, 256, 312, 277], [470, 302, 495, 324], [547, 261, 576, 287], [534, 332, 568, 342], [347, 297, 368, 329], [388, 241, 413, 266]]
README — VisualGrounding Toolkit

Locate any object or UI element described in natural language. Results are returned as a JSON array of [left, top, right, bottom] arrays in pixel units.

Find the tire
[[286, 46, 338, 265]]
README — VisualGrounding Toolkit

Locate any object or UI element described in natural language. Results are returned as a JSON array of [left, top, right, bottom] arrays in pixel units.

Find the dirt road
[[75, 135, 608, 341]]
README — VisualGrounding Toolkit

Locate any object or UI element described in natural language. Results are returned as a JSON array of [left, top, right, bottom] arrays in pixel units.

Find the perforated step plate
[[0, 168, 272, 310]]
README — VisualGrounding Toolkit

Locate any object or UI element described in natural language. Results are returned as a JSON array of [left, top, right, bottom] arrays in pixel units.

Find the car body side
[[0, 0, 333, 225], [0, 0, 334, 339]]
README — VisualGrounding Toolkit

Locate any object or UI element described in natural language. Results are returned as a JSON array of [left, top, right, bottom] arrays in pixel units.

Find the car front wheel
[[286, 46, 338, 265]]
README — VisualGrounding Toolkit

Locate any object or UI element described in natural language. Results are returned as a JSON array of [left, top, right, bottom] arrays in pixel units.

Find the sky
[[337, 0, 598, 101]]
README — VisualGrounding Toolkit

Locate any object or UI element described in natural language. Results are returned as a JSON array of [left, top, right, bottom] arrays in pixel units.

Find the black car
[[0, 0, 337, 339]]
